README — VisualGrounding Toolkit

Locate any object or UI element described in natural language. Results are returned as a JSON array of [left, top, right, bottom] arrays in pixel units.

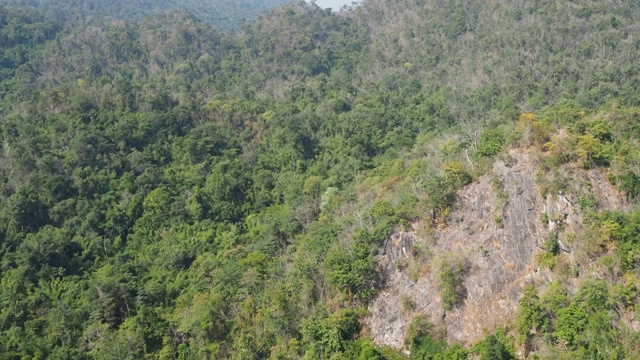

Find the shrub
[[442, 161, 472, 188], [516, 284, 545, 340], [536, 232, 559, 269], [478, 128, 505, 157], [517, 112, 553, 146], [619, 172, 640, 200], [440, 268, 459, 311], [406, 316, 449, 360], [437, 252, 466, 310], [471, 331, 515, 360]]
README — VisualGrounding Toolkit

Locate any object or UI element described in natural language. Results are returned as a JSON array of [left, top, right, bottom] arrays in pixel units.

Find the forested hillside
[[0, 0, 292, 30], [1, 0, 640, 359]]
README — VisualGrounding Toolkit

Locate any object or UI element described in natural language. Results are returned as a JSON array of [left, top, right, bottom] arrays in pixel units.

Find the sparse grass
[[401, 294, 416, 313], [490, 173, 509, 227], [537, 232, 560, 270], [540, 212, 549, 224], [436, 252, 467, 311]]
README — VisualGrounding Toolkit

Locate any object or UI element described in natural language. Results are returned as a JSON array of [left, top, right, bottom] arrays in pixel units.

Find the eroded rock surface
[[365, 150, 627, 350]]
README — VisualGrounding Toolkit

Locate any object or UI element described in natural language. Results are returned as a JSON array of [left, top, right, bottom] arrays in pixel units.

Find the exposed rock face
[[365, 150, 627, 350]]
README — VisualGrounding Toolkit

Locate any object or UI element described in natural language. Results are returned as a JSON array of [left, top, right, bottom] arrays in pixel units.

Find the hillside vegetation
[[0, 0, 640, 359], [0, 0, 291, 30]]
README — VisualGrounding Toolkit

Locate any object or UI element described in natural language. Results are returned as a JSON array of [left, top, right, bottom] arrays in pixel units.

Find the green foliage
[[406, 315, 433, 347], [619, 172, 640, 200], [325, 233, 378, 300], [576, 134, 609, 168], [405, 315, 468, 360], [574, 278, 609, 312], [0, 6, 60, 103], [516, 285, 544, 340], [370, 200, 396, 220], [540, 281, 569, 315], [553, 303, 588, 347], [540, 212, 549, 224], [439, 344, 469, 360], [437, 253, 466, 311], [524, 277, 631, 358], [595, 211, 640, 269], [300, 308, 364, 358], [442, 162, 472, 189], [536, 232, 560, 270], [439, 268, 459, 311], [0, 0, 640, 358], [1, 0, 290, 30], [577, 195, 597, 209], [545, 232, 559, 256], [356, 341, 383, 360], [609, 274, 638, 309], [471, 331, 515, 360], [477, 128, 505, 157], [320, 186, 340, 213]]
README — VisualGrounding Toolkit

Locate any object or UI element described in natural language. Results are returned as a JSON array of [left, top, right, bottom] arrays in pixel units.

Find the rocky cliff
[[365, 149, 628, 351]]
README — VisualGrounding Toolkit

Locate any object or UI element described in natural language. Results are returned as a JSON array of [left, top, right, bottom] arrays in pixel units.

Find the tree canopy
[[1, 0, 640, 358]]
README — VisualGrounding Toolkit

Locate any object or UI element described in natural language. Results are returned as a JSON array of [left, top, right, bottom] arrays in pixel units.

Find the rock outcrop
[[365, 149, 627, 350]]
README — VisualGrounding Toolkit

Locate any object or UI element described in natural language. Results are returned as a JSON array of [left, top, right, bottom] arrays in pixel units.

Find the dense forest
[[0, 0, 292, 30], [1, 0, 640, 358]]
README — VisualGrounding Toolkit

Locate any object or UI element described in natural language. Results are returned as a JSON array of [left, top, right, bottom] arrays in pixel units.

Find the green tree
[[516, 284, 544, 341]]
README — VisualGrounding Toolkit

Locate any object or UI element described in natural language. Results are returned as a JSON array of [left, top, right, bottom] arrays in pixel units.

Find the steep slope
[[366, 147, 628, 350]]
